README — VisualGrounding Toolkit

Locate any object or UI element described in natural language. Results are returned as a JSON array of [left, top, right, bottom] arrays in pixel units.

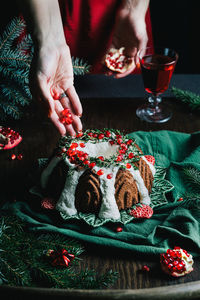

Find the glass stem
[[147, 95, 162, 114]]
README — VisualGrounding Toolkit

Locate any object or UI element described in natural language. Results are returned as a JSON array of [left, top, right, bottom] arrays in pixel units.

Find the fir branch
[[172, 86, 200, 111], [0, 17, 90, 121], [0, 17, 25, 51], [182, 166, 200, 193], [182, 192, 200, 201], [0, 216, 118, 289], [72, 57, 91, 75], [0, 101, 22, 119]]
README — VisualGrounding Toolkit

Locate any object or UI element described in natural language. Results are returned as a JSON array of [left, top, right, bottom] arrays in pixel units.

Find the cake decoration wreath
[[58, 129, 143, 176], [36, 129, 174, 227]]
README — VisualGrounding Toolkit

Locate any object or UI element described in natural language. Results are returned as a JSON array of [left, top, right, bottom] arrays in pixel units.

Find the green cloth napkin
[[2, 130, 200, 257]]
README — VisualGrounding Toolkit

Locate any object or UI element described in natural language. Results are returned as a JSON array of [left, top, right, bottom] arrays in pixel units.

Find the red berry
[[65, 117, 73, 125], [142, 265, 150, 272], [17, 153, 23, 160], [61, 108, 70, 116], [116, 155, 123, 162], [83, 160, 89, 165], [116, 226, 123, 233], [11, 154, 16, 160], [109, 140, 115, 145], [76, 131, 83, 138], [88, 132, 93, 137], [105, 130, 111, 138], [126, 163, 131, 169], [89, 162, 96, 169], [98, 156, 104, 161], [117, 138, 123, 144], [79, 143, 85, 148], [107, 173, 113, 179], [126, 139, 133, 145], [98, 133, 104, 139], [97, 169, 104, 176], [51, 89, 60, 100], [128, 152, 134, 159], [178, 197, 183, 202], [70, 143, 78, 149]]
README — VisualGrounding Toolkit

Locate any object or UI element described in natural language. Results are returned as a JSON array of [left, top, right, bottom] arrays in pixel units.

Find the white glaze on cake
[[41, 131, 156, 220]]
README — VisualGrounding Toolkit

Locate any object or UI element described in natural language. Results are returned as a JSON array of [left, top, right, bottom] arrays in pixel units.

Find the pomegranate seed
[[105, 130, 111, 138], [126, 139, 133, 145], [116, 226, 123, 233], [61, 108, 70, 116], [128, 152, 134, 159], [107, 173, 113, 179], [11, 154, 16, 160], [142, 265, 150, 272], [97, 169, 104, 176], [98, 133, 104, 139], [17, 154, 23, 160], [89, 162, 96, 169], [98, 156, 104, 161], [79, 143, 85, 148], [126, 163, 131, 169], [178, 197, 183, 201]]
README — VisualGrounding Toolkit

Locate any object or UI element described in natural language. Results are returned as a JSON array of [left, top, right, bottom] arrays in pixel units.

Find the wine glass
[[136, 47, 178, 123]]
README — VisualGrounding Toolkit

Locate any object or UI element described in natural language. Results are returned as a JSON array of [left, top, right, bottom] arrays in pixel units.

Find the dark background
[[150, 0, 198, 73], [0, 0, 199, 74]]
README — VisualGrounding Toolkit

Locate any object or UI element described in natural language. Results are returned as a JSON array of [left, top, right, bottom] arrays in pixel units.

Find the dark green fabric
[[2, 130, 200, 257]]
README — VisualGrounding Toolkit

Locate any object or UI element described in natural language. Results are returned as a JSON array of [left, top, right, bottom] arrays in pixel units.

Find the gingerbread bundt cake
[[41, 129, 156, 220]]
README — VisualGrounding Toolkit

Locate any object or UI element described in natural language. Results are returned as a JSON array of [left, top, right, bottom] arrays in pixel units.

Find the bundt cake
[[41, 129, 156, 220]]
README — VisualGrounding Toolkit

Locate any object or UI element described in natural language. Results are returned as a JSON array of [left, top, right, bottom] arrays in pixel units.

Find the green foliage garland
[[0, 215, 118, 288], [0, 17, 90, 121], [171, 86, 200, 111]]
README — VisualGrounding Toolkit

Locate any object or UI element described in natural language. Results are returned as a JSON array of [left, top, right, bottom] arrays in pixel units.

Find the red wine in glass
[[141, 54, 176, 95], [137, 47, 178, 123]]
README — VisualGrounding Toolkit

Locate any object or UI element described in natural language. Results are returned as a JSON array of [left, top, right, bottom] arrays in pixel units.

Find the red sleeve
[[59, 0, 153, 73]]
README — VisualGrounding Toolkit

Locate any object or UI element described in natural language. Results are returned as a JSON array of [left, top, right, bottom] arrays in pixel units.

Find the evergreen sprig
[[182, 166, 200, 193], [0, 17, 91, 121], [171, 86, 200, 111], [0, 215, 118, 289]]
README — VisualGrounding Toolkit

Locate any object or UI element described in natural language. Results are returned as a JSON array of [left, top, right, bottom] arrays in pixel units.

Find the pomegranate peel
[[0, 126, 22, 150]]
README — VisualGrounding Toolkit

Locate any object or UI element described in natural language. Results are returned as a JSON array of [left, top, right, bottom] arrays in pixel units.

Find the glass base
[[136, 103, 172, 123]]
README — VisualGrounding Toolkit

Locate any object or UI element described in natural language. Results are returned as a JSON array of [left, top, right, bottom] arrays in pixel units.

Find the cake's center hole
[[77, 141, 119, 159]]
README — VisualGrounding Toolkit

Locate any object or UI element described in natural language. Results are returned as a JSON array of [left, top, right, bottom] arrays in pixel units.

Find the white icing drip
[[56, 161, 84, 216], [93, 166, 120, 220], [142, 156, 156, 176], [41, 156, 61, 189], [128, 167, 151, 205]]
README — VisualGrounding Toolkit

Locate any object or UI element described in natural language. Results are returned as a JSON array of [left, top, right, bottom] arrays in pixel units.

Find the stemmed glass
[[136, 47, 178, 123]]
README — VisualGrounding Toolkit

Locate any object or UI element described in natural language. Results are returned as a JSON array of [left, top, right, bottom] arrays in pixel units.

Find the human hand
[[31, 42, 82, 136], [107, 0, 149, 78]]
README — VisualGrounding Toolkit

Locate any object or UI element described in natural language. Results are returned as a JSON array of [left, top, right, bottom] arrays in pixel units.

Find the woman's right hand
[[31, 41, 83, 136]]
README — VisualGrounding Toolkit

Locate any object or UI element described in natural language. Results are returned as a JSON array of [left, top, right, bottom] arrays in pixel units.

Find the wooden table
[[1, 74, 200, 299]]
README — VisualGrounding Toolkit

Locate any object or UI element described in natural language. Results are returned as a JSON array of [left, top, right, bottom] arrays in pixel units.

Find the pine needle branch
[[0, 216, 118, 289], [171, 86, 200, 111], [182, 166, 200, 192], [72, 57, 91, 75]]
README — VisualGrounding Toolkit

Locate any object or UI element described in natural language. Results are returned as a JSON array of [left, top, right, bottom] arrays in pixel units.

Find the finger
[[72, 115, 82, 133], [114, 61, 136, 79], [50, 110, 66, 136], [66, 86, 82, 117]]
